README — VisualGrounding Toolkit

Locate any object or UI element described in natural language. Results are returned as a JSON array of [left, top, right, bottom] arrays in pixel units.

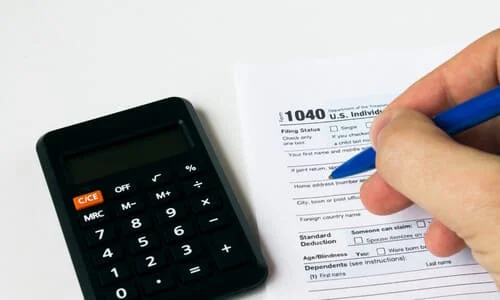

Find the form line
[[309, 272, 488, 293], [307, 263, 479, 283], [316, 281, 493, 300], [298, 218, 432, 234], [284, 144, 371, 152]]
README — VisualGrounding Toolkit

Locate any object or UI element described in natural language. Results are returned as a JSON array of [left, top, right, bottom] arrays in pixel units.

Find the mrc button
[[80, 208, 109, 227], [73, 190, 104, 211]]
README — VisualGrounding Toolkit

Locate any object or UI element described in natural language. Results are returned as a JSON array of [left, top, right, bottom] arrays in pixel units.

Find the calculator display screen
[[66, 126, 190, 183]]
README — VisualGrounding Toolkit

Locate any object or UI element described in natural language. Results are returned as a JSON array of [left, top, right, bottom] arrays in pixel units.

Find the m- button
[[73, 190, 104, 211]]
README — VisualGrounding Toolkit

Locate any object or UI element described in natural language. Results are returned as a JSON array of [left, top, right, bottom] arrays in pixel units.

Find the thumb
[[372, 108, 500, 249]]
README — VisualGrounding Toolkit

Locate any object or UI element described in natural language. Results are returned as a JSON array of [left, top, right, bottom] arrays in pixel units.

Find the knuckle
[[483, 28, 500, 46], [375, 110, 422, 172], [488, 28, 500, 38]]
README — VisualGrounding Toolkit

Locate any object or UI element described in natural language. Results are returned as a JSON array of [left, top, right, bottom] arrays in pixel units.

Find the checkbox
[[330, 125, 338, 132], [376, 248, 386, 255], [365, 121, 372, 128], [416, 220, 426, 228], [354, 237, 363, 244]]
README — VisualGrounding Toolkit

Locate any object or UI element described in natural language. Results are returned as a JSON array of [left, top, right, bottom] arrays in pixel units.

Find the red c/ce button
[[73, 190, 104, 211]]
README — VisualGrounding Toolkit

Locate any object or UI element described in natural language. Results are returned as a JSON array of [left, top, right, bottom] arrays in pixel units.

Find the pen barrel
[[433, 86, 500, 135]]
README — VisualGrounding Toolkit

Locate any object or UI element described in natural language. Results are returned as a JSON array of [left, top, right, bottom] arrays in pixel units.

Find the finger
[[360, 172, 412, 215], [389, 29, 500, 114], [380, 29, 500, 153], [374, 109, 500, 240], [424, 219, 466, 257]]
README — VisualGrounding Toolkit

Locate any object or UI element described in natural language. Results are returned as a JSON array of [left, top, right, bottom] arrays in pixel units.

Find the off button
[[73, 190, 104, 211], [107, 182, 137, 198]]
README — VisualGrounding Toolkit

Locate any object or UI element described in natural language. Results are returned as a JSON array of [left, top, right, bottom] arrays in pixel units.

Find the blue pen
[[330, 86, 500, 179]]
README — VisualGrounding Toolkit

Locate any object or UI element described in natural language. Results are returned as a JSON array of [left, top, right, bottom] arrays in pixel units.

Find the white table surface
[[1, 1, 500, 299]]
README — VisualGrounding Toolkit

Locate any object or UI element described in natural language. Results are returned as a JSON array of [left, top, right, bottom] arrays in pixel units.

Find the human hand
[[360, 29, 500, 286]]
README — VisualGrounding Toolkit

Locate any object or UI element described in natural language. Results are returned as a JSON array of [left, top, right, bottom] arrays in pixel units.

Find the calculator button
[[184, 176, 209, 196], [145, 170, 173, 187], [171, 240, 202, 261], [85, 224, 115, 246], [79, 207, 110, 227], [107, 182, 137, 199], [180, 262, 209, 282], [93, 245, 123, 265], [106, 283, 138, 300], [135, 251, 166, 274], [197, 211, 229, 232], [156, 203, 187, 223], [141, 270, 176, 295], [164, 222, 196, 243], [126, 234, 159, 254], [122, 214, 152, 235], [115, 198, 144, 216], [208, 230, 248, 270], [73, 190, 104, 211], [99, 262, 131, 286], [190, 194, 221, 214], [148, 185, 178, 205], [177, 161, 202, 178]]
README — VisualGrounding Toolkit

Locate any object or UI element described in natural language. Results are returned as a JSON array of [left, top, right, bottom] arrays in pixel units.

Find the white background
[[1, 1, 500, 299]]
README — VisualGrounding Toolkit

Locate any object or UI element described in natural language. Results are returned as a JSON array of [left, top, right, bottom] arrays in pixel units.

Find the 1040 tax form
[[234, 51, 498, 299]]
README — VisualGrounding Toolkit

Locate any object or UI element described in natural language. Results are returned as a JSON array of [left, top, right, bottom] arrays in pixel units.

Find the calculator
[[36, 98, 268, 299]]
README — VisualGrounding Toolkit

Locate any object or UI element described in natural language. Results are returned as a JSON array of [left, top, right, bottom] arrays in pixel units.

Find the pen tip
[[328, 175, 334, 180]]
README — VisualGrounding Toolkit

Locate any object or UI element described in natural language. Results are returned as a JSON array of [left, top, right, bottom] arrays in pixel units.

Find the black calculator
[[36, 98, 267, 299]]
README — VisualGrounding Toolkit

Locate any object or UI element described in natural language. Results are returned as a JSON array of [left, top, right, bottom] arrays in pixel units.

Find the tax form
[[234, 52, 498, 299]]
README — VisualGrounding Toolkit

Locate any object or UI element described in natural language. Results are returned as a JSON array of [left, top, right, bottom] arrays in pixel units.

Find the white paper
[[234, 51, 499, 299]]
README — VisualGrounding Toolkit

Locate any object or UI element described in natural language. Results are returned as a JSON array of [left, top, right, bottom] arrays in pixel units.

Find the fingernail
[[370, 110, 392, 149]]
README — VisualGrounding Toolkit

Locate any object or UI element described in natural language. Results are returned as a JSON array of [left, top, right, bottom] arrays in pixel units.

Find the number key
[[171, 240, 202, 261], [93, 245, 123, 265], [122, 214, 151, 235], [156, 203, 187, 223], [164, 222, 196, 243], [85, 224, 115, 247], [126, 234, 159, 254], [135, 251, 166, 274], [99, 262, 131, 286], [106, 282, 138, 300]]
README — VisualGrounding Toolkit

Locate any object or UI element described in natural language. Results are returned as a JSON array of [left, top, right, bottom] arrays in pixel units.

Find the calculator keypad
[[73, 158, 252, 298]]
